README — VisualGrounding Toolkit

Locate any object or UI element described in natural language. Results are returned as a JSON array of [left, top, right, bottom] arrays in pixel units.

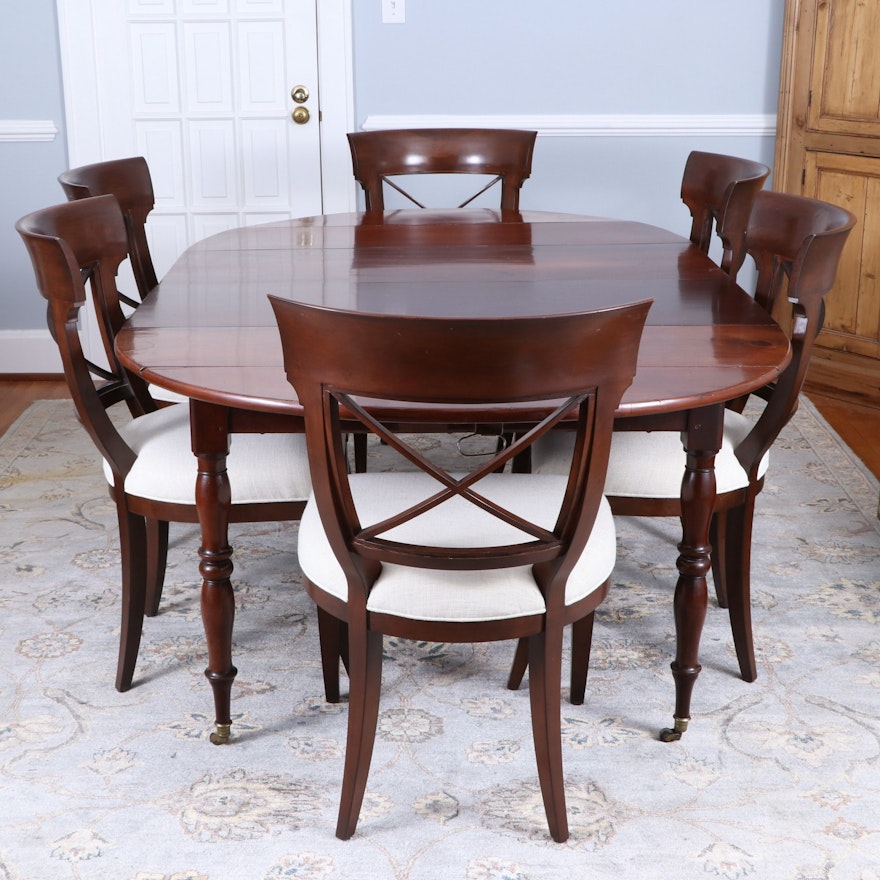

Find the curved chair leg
[[509, 611, 596, 706], [507, 637, 529, 690], [145, 517, 169, 617], [569, 611, 595, 705], [528, 627, 569, 842], [710, 511, 729, 609], [723, 500, 757, 682], [316, 606, 348, 703], [115, 507, 148, 692], [339, 619, 350, 676], [336, 627, 384, 840]]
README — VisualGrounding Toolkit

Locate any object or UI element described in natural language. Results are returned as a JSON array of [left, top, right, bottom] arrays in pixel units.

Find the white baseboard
[[0, 330, 63, 374], [361, 113, 777, 137]]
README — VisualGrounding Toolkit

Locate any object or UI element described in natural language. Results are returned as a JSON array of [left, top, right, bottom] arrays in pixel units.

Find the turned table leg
[[191, 400, 237, 745], [660, 405, 721, 743]]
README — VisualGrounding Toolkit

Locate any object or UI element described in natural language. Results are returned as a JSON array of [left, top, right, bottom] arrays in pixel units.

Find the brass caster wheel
[[210, 722, 232, 745], [659, 716, 689, 743]]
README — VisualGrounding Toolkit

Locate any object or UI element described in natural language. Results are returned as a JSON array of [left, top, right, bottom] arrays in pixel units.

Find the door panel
[[238, 23, 288, 111], [131, 24, 181, 112], [183, 24, 234, 113]]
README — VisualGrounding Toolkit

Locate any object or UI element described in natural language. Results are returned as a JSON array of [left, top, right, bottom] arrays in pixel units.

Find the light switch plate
[[382, 0, 405, 24]]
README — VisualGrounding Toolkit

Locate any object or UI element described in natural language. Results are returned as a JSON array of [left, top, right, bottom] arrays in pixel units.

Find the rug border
[[0, 398, 77, 477], [795, 395, 880, 532]]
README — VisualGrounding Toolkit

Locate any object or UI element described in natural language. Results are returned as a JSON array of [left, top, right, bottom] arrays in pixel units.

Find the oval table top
[[116, 209, 791, 420]]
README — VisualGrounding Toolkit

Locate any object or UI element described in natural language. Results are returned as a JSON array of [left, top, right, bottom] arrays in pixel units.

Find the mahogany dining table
[[115, 208, 791, 745]]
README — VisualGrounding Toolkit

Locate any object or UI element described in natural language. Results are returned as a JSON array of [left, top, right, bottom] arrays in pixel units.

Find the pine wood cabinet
[[775, 0, 880, 406]]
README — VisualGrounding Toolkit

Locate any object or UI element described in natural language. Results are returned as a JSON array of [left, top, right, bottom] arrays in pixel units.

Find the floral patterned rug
[[1, 398, 879, 880]]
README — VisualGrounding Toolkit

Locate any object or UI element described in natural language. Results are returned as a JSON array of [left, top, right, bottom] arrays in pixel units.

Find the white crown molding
[[0, 119, 59, 142], [0, 330, 63, 374], [361, 113, 777, 137]]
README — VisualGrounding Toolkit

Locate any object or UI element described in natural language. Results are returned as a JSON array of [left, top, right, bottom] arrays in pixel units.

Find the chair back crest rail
[[347, 128, 538, 212]]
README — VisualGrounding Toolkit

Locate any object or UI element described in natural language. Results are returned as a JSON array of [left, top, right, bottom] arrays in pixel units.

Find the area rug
[[1, 398, 878, 880]]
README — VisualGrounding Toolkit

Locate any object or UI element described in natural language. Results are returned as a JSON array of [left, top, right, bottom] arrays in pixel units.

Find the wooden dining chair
[[510, 191, 855, 701], [58, 157, 159, 307], [16, 195, 313, 693], [57, 156, 189, 405], [680, 150, 770, 277], [347, 127, 538, 212], [269, 295, 651, 841]]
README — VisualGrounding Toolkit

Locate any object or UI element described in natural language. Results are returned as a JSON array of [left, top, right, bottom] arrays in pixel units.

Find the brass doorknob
[[291, 85, 309, 104], [292, 106, 310, 125]]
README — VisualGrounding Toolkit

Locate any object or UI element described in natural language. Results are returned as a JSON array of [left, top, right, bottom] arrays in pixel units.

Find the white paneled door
[[56, 0, 354, 282]]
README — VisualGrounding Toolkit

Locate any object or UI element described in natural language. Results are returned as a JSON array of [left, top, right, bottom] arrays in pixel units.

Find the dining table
[[115, 207, 792, 745]]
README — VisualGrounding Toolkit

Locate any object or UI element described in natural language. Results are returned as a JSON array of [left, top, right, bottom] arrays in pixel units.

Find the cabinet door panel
[[804, 152, 880, 359], [776, 0, 880, 403], [809, 0, 880, 136]]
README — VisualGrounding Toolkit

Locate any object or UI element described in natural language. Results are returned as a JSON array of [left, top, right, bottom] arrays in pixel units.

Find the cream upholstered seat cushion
[[532, 410, 768, 499], [297, 471, 616, 623], [148, 384, 189, 405], [102, 403, 312, 504]]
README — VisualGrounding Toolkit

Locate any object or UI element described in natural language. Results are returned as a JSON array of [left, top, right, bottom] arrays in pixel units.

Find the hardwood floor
[[2, 376, 879, 480], [0, 377, 71, 437], [804, 389, 880, 480]]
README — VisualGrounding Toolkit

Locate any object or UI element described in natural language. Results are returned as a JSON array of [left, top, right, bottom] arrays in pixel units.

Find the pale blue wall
[[0, 2, 69, 331], [350, 0, 785, 237], [1, 1, 786, 335], [351, 2, 783, 115]]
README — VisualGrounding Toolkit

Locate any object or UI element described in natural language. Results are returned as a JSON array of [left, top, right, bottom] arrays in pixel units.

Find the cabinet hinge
[[808, 90, 812, 107], [802, 168, 807, 186]]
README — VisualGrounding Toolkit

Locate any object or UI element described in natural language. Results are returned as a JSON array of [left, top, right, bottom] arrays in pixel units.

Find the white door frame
[[315, 0, 357, 214]]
